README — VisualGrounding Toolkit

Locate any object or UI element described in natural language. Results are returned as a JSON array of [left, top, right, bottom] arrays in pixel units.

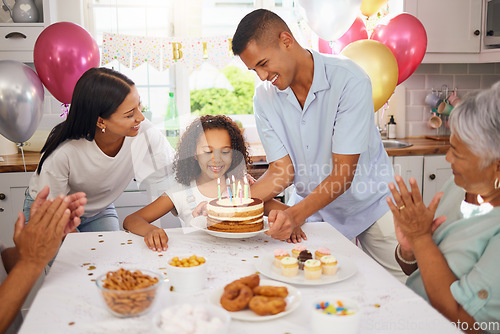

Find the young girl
[[123, 115, 252, 251], [24, 67, 174, 232]]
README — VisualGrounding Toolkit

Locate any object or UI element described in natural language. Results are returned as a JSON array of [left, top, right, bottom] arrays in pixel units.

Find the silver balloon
[[0, 60, 44, 143], [297, 0, 363, 41]]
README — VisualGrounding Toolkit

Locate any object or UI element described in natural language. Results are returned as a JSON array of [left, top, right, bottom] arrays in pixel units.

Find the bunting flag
[[102, 33, 234, 71]]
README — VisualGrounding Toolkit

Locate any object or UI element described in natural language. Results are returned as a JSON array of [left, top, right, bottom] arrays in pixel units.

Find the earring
[[495, 178, 500, 190], [101, 128, 105, 133]]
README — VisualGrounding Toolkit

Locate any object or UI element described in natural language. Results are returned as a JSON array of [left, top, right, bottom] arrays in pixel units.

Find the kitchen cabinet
[[0, 172, 33, 247], [403, 0, 500, 63], [392, 155, 452, 206], [422, 155, 453, 205], [392, 155, 424, 192], [404, 0, 482, 54], [0, 0, 52, 62]]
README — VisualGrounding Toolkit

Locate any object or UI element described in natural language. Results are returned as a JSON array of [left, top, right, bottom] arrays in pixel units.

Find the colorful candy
[[315, 300, 355, 316]]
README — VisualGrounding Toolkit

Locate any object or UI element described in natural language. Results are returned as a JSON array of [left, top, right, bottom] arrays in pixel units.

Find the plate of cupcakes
[[255, 246, 357, 286]]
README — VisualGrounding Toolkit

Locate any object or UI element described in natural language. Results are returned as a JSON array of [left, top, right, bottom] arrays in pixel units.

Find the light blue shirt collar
[[279, 50, 331, 112]]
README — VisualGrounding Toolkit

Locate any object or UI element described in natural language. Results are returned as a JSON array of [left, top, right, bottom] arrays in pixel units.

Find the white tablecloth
[[20, 222, 461, 334]]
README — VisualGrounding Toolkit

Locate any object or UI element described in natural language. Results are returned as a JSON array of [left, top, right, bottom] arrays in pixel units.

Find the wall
[[403, 62, 500, 137]]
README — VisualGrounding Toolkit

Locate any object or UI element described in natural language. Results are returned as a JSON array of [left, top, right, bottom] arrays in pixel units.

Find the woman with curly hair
[[124, 115, 254, 251]]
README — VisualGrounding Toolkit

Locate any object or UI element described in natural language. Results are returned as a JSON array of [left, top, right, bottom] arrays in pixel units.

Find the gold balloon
[[360, 0, 388, 17], [341, 40, 398, 111]]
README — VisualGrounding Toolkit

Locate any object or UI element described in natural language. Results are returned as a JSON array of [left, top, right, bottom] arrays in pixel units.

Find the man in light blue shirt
[[232, 9, 404, 280]]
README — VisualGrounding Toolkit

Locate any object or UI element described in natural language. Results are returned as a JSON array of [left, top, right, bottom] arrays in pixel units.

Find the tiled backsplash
[[403, 63, 500, 137]]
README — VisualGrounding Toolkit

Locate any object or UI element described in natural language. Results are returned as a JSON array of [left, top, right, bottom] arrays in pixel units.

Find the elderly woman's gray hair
[[449, 81, 500, 168]]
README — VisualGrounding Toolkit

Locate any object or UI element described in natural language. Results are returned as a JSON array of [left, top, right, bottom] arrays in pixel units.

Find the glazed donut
[[236, 274, 260, 289], [253, 286, 288, 298], [248, 296, 287, 316], [220, 282, 253, 312]]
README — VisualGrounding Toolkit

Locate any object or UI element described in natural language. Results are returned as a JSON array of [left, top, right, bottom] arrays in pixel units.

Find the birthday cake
[[206, 197, 264, 233]]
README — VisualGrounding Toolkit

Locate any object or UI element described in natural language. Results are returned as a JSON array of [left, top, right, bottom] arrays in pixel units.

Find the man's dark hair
[[232, 9, 291, 55]]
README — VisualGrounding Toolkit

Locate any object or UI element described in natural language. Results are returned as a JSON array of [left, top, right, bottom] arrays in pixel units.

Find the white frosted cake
[[206, 197, 264, 233]]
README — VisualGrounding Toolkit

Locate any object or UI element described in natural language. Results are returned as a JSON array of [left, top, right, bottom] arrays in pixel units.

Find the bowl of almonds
[[95, 268, 162, 317]]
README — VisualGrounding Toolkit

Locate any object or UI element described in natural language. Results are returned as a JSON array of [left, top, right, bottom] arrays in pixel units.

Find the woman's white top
[[29, 119, 174, 217]]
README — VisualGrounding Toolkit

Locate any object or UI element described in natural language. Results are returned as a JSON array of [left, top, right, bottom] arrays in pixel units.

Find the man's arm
[[0, 196, 72, 333], [267, 153, 359, 240], [250, 155, 295, 202]]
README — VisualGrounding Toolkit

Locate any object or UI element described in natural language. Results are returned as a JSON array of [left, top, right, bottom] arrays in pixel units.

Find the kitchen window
[[85, 0, 295, 134]]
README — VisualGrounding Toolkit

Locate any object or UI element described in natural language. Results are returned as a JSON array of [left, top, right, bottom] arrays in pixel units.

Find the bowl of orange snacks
[[166, 254, 207, 294], [95, 268, 162, 318]]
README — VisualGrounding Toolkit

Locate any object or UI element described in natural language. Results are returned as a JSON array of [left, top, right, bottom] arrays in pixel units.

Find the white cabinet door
[[405, 0, 482, 53], [0, 172, 33, 247], [422, 155, 453, 206], [0, 0, 52, 62], [393, 156, 424, 192]]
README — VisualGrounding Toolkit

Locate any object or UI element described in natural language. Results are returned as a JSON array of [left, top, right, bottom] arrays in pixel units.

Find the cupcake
[[320, 255, 338, 275], [291, 245, 306, 258], [297, 250, 313, 270], [280, 257, 299, 277], [304, 259, 322, 280], [315, 247, 331, 260], [274, 249, 290, 268]]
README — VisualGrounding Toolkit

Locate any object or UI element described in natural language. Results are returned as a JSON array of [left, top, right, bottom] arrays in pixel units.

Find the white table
[[20, 222, 461, 334]]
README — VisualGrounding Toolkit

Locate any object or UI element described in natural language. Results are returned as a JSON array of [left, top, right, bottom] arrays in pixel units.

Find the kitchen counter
[[0, 151, 40, 173], [0, 138, 450, 173]]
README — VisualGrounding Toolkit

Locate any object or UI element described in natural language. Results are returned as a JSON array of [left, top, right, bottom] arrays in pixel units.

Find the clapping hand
[[387, 176, 445, 249], [29, 186, 87, 235], [14, 195, 72, 267]]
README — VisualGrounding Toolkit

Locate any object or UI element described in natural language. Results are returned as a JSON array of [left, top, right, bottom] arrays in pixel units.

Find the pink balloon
[[318, 38, 333, 54], [371, 13, 427, 85], [318, 17, 368, 55], [34, 22, 100, 104]]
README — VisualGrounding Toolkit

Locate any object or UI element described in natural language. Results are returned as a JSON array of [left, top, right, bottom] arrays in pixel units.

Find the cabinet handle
[[429, 174, 436, 180], [5, 32, 27, 39], [0, 208, 4, 212], [0, 193, 5, 200], [473, 30, 480, 36]]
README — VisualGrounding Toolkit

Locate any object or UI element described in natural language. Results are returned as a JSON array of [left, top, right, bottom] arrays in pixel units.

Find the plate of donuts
[[255, 253, 357, 286], [190, 216, 270, 239], [208, 278, 301, 321]]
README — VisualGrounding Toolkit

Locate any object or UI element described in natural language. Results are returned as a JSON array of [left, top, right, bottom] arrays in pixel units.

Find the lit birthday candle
[[237, 181, 242, 200], [232, 175, 236, 200], [217, 178, 221, 200], [226, 178, 232, 202], [244, 176, 249, 200]]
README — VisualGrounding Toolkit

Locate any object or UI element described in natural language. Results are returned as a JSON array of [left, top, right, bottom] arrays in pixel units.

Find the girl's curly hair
[[174, 115, 252, 186]]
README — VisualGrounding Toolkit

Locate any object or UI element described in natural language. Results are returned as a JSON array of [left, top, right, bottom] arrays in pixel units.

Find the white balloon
[[298, 0, 363, 41], [0, 60, 44, 143]]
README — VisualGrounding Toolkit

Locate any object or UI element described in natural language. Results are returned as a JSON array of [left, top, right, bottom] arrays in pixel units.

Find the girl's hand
[[286, 225, 307, 243], [144, 228, 168, 252], [386, 176, 443, 247], [192, 201, 208, 217], [246, 173, 257, 185]]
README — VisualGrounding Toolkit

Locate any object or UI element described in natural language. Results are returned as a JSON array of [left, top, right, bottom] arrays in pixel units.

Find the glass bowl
[[95, 269, 162, 318]]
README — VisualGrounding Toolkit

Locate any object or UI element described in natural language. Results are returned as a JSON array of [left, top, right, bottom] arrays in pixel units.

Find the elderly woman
[[387, 82, 500, 332]]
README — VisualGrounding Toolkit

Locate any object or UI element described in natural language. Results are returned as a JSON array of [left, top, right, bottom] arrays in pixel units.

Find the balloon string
[[17, 143, 27, 173], [60, 103, 69, 117]]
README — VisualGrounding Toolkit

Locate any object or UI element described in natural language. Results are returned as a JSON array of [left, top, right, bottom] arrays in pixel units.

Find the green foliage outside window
[[190, 66, 255, 115]]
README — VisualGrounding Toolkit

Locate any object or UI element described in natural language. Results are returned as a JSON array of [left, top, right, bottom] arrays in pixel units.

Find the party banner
[[101, 33, 234, 71]]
